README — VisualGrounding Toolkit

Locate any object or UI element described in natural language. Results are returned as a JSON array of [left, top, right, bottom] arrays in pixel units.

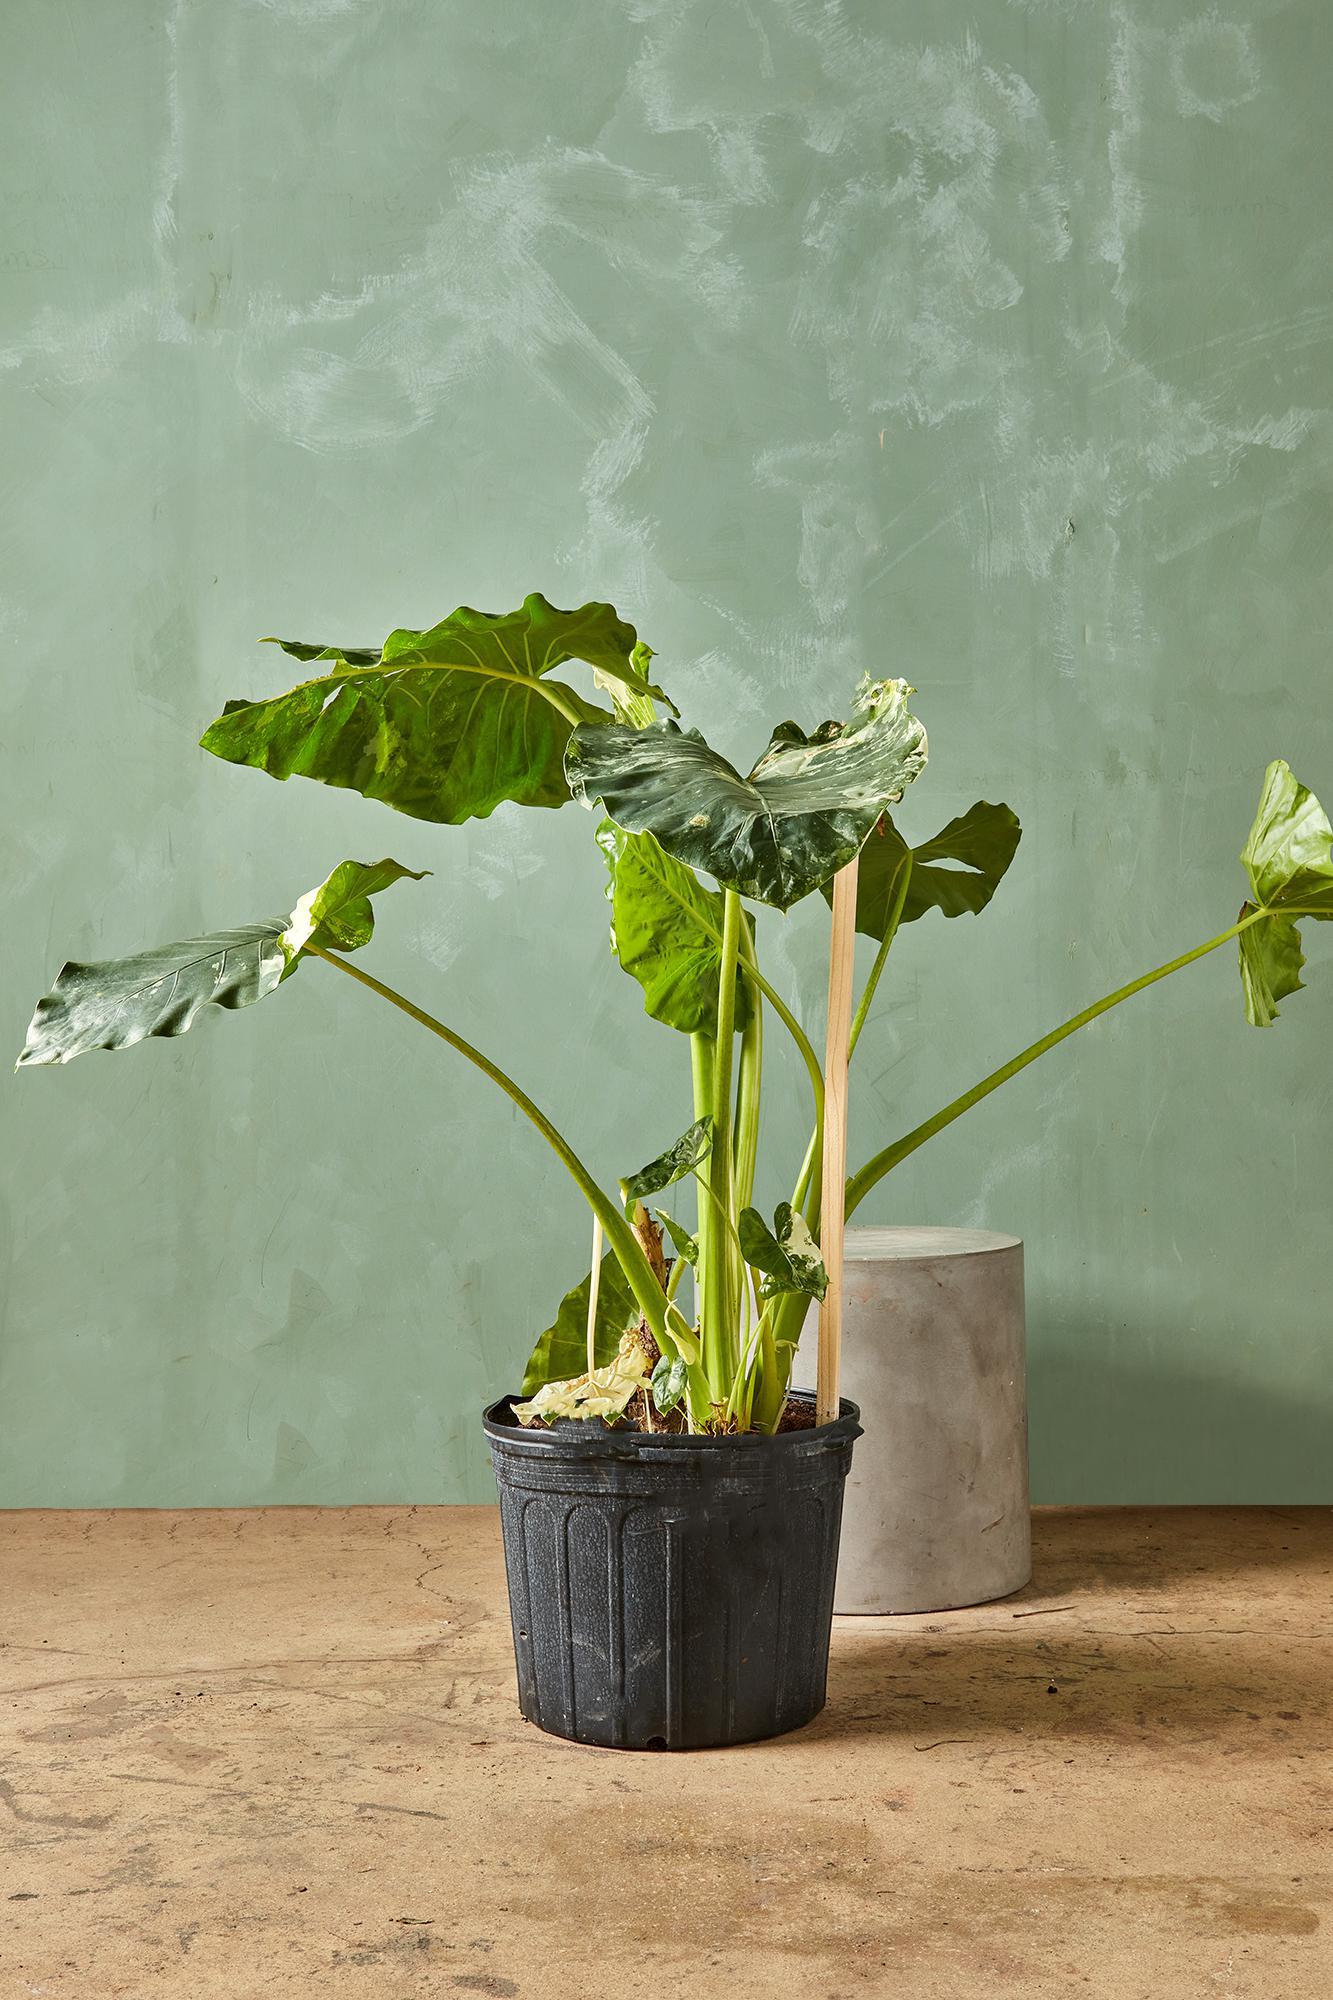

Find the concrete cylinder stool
[[795, 1226, 1029, 1614]]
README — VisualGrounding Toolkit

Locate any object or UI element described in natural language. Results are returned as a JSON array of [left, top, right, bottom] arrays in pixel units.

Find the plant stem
[[753, 1307, 780, 1432], [845, 910, 1267, 1219], [847, 854, 911, 1060], [688, 1031, 715, 1424], [689, 1027, 714, 1282], [742, 962, 823, 1142], [733, 925, 763, 1212], [751, 1288, 809, 1433], [703, 890, 743, 1398], [690, 1165, 746, 1259], [789, 1127, 818, 1218], [532, 681, 586, 727], [585, 1214, 602, 1376], [636, 862, 825, 1139], [306, 944, 691, 1367]]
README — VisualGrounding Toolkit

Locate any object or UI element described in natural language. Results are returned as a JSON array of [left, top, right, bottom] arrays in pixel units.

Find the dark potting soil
[[519, 1395, 818, 1438]]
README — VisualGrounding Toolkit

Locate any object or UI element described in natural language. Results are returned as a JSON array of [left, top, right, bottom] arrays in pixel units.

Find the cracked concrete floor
[[1, 1505, 1330, 1997]]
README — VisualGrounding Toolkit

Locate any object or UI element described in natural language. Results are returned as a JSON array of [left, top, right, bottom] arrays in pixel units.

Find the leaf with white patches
[[738, 1202, 829, 1302], [620, 1118, 714, 1204], [566, 676, 927, 909]]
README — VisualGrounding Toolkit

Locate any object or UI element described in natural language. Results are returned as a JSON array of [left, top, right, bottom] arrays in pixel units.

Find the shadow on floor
[[1016, 1504, 1333, 1595], [814, 1623, 1329, 1749]]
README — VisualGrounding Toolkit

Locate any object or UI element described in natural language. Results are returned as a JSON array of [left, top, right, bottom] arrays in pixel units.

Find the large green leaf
[[1237, 760, 1333, 1026], [201, 595, 672, 828], [16, 858, 422, 1067], [17, 923, 290, 1067], [834, 800, 1021, 938], [567, 675, 927, 910], [519, 1251, 641, 1396], [598, 822, 754, 1035]]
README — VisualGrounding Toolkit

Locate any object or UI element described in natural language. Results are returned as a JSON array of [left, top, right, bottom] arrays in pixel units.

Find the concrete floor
[[1, 1507, 1330, 1998]]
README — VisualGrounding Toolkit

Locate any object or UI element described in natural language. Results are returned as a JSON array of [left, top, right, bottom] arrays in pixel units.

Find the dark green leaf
[[17, 923, 289, 1067], [738, 1201, 828, 1302], [658, 1212, 699, 1266], [567, 675, 927, 909], [599, 822, 754, 1035], [829, 800, 1021, 939], [202, 595, 673, 829], [650, 1354, 688, 1413], [620, 1118, 714, 1203], [519, 1252, 640, 1396], [17, 857, 423, 1068], [264, 637, 382, 666]]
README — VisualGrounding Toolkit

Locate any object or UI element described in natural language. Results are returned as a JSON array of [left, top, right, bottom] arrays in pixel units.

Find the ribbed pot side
[[483, 1393, 860, 1751], [794, 1227, 1030, 1614]]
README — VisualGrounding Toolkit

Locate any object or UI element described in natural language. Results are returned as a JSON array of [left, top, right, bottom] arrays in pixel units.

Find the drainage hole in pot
[[644, 1736, 668, 1752]]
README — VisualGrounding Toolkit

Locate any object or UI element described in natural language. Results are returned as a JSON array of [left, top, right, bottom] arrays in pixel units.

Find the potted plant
[[18, 593, 1331, 1749]]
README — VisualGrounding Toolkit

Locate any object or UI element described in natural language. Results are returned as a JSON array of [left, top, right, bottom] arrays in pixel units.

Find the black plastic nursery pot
[[482, 1390, 862, 1751]]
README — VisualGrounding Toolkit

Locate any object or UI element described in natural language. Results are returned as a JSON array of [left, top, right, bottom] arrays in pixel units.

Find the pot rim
[[482, 1386, 861, 1457]]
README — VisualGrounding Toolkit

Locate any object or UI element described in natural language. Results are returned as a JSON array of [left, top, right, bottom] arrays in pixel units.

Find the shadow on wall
[[1029, 1332, 1333, 1506]]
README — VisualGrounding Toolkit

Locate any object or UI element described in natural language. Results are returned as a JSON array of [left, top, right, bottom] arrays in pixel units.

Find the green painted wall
[[3, 0, 1330, 1506]]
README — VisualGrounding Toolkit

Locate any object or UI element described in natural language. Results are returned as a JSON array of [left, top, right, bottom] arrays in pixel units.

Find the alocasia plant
[[17, 592, 1330, 1434]]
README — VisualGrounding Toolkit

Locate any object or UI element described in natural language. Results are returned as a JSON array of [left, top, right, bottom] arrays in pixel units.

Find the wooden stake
[[817, 854, 859, 1427]]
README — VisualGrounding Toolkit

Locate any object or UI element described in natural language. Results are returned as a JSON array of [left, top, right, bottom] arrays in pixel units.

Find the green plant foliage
[[567, 675, 927, 909], [21, 558, 1327, 1440], [201, 596, 672, 828], [282, 858, 429, 958], [1238, 917, 1306, 1029], [650, 1354, 688, 1413], [837, 801, 1021, 937], [17, 922, 289, 1068], [1242, 760, 1333, 912], [16, 858, 422, 1068], [620, 1117, 714, 1204], [658, 1212, 699, 1265], [598, 822, 754, 1035], [738, 1201, 828, 1302], [518, 1252, 641, 1397], [1237, 760, 1333, 1025], [595, 643, 661, 726], [262, 638, 382, 666]]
